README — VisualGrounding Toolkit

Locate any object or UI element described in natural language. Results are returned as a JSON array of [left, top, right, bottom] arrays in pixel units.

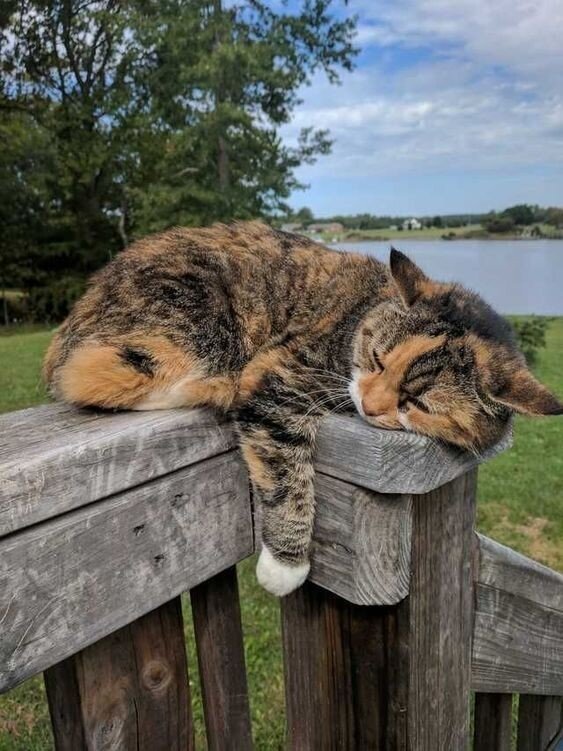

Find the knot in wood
[[142, 659, 172, 693]]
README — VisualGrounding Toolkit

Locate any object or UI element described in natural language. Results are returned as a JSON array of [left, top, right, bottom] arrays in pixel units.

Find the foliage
[[511, 316, 551, 365], [0, 0, 358, 313], [502, 204, 536, 226], [484, 214, 516, 233]]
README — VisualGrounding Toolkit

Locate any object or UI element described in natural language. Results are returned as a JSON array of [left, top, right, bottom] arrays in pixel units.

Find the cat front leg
[[235, 372, 321, 596]]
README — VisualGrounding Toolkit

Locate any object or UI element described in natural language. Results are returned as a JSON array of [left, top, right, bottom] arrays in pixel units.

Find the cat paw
[[256, 546, 310, 597]]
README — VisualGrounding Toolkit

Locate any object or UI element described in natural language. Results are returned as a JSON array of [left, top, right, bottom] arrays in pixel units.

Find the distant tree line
[[0, 0, 357, 323], [283, 204, 563, 233]]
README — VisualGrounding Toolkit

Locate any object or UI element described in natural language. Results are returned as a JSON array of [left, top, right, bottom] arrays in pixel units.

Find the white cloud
[[284, 0, 563, 185]]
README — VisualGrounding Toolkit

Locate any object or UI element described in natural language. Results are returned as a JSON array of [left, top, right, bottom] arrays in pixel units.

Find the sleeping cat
[[43, 221, 562, 596]]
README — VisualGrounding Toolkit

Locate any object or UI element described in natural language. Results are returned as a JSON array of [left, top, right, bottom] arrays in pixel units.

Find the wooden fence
[[0, 404, 562, 750]]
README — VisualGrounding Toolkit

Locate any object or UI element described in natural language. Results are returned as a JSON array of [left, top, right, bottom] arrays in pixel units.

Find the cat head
[[349, 248, 562, 451]]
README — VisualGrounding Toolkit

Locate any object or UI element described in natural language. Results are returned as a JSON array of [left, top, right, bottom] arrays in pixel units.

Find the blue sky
[[284, 0, 563, 216]]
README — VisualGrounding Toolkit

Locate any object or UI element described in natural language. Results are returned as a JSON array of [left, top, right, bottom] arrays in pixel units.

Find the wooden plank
[[0, 404, 235, 536], [477, 534, 563, 611], [190, 566, 253, 751], [474, 693, 513, 751], [315, 413, 511, 494], [0, 451, 252, 692], [517, 695, 562, 751], [406, 469, 477, 750], [472, 584, 563, 695], [310, 472, 412, 605], [45, 597, 194, 751], [281, 580, 408, 750], [0, 405, 508, 537]]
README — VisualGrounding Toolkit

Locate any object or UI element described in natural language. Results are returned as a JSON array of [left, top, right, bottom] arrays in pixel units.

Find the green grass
[[0, 321, 562, 749]]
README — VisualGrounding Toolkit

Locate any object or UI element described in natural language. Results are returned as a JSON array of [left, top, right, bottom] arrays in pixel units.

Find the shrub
[[511, 316, 551, 365], [26, 277, 86, 323]]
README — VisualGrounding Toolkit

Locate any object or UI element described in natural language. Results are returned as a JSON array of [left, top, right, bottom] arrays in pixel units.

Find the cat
[[43, 221, 562, 596]]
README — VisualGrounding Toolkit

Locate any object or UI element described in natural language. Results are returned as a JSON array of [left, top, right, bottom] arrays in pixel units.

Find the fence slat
[[517, 695, 562, 751], [44, 597, 194, 751], [190, 566, 253, 751], [474, 693, 513, 751], [282, 580, 397, 750], [406, 469, 477, 750]]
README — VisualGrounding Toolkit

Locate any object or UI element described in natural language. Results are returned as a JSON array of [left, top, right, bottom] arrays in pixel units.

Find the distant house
[[402, 218, 422, 231], [280, 222, 303, 232], [307, 222, 344, 234]]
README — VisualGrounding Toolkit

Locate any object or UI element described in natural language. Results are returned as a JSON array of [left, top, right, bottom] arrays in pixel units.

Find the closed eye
[[405, 395, 430, 413]]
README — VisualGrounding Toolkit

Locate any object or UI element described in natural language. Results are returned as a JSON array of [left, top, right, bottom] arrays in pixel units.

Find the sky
[[284, 0, 563, 217]]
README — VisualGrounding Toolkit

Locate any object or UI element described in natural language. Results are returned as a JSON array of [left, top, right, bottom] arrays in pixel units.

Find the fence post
[[281, 469, 477, 750], [44, 597, 193, 751]]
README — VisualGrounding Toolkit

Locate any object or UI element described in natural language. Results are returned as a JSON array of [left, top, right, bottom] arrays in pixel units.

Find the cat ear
[[492, 368, 563, 416], [389, 248, 430, 306]]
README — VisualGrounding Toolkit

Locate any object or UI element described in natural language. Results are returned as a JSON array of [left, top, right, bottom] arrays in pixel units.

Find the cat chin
[[256, 546, 310, 597]]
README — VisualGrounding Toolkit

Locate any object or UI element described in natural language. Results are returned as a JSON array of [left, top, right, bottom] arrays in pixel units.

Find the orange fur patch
[[238, 348, 291, 401], [240, 443, 275, 491], [55, 335, 203, 409], [359, 335, 446, 418]]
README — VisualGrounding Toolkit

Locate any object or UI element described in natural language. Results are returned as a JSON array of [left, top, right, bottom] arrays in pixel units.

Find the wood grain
[[472, 582, 563, 695], [315, 413, 511, 494], [281, 580, 409, 750], [0, 404, 235, 536], [477, 534, 563, 611], [310, 472, 412, 605], [0, 451, 251, 692], [45, 597, 194, 751], [517, 695, 562, 751], [406, 469, 478, 750], [190, 567, 253, 751], [474, 693, 513, 751]]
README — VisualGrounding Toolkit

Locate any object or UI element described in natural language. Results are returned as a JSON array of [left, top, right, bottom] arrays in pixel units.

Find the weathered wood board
[[310, 472, 412, 605], [472, 536, 563, 695], [0, 451, 251, 693], [44, 597, 194, 751], [0, 404, 235, 536], [315, 413, 511, 494]]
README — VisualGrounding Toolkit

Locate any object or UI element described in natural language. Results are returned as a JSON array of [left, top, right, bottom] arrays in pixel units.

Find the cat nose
[[361, 400, 388, 418]]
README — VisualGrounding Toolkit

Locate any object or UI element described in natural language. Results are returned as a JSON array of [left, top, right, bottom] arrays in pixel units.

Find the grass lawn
[[0, 320, 562, 749]]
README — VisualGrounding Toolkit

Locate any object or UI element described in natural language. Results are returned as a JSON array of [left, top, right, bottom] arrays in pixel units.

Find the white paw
[[256, 546, 310, 597]]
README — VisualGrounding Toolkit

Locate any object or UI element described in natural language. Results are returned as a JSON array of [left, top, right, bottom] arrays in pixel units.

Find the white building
[[402, 218, 422, 231]]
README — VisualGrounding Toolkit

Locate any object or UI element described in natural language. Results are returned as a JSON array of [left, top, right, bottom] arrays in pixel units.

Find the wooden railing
[[0, 404, 562, 750]]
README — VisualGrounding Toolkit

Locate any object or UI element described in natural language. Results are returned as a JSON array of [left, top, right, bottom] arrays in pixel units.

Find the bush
[[26, 277, 86, 323], [511, 316, 551, 365], [484, 215, 516, 233]]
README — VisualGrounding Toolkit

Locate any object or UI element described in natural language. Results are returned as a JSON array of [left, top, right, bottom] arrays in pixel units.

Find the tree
[[502, 204, 535, 226], [295, 207, 315, 224], [1, 1, 357, 277], [432, 216, 443, 228]]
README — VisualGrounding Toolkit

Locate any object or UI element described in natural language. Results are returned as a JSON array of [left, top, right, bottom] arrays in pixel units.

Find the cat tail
[[44, 335, 197, 410]]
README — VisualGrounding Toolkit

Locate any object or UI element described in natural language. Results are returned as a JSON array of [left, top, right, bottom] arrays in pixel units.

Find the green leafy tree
[[502, 204, 535, 226], [1, 0, 357, 320]]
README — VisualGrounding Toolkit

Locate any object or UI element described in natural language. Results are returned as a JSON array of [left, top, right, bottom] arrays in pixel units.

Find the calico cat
[[44, 221, 562, 596]]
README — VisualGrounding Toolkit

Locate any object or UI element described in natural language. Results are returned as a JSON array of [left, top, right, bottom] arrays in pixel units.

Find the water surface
[[333, 239, 563, 315]]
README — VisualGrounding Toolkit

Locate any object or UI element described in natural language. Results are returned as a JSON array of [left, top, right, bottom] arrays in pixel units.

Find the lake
[[332, 239, 563, 315]]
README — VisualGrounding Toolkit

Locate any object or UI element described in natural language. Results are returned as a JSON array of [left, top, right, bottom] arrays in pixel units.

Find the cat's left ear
[[492, 367, 563, 416], [389, 248, 430, 306]]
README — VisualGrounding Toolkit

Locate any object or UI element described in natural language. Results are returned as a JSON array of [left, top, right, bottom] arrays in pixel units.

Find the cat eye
[[373, 351, 385, 371], [407, 396, 430, 413]]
